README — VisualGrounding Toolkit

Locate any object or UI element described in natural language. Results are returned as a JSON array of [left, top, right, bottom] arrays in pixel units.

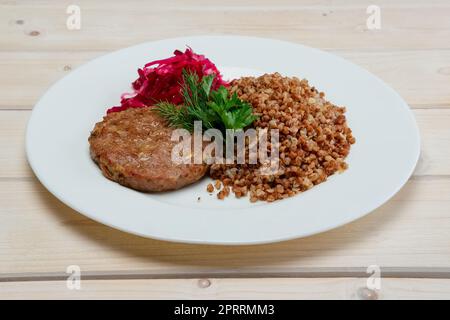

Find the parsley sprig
[[154, 70, 257, 132]]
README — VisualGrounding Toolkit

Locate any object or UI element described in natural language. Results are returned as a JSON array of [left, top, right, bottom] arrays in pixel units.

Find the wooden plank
[[1, 50, 449, 109], [413, 109, 450, 176], [5, 0, 450, 8], [0, 110, 32, 179], [0, 175, 450, 275], [1, 109, 449, 179], [1, 278, 449, 299], [1, 1, 449, 51]]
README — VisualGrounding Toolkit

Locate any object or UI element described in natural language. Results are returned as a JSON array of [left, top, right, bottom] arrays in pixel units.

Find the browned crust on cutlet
[[88, 107, 207, 192]]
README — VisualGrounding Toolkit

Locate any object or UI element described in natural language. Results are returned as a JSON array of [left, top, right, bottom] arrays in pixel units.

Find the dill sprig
[[153, 101, 193, 131], [154, 69, 258, 132]]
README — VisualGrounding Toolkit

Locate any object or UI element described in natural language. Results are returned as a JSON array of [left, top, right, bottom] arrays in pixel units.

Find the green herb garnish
[[154, 69, 258, 132]]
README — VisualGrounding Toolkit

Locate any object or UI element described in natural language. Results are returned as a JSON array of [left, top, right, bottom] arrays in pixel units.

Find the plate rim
[[25, 35, 421, 245]]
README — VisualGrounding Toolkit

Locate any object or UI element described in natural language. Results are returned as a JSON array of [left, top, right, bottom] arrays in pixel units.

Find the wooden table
[[1, 0, 449, 299]]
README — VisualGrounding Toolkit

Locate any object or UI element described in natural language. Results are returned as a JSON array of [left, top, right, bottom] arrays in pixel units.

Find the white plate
[[26, 36, 420, 245]]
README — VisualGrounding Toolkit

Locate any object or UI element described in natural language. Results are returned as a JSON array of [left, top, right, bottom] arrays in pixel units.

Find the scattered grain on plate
[[209, 73, 355, 202], [217, 185, 230, 200], [206, 183, 214, 193]]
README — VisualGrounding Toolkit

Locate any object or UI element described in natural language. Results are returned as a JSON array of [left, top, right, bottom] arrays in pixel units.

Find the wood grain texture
[[1, 174, 450, 275], [1, 278, 449, 299], [1, 1, 449, 51], [1, 50, 449, 109]]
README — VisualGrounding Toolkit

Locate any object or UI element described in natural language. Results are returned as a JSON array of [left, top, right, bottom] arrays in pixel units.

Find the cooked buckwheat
[[209, 73, 355, 202]]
